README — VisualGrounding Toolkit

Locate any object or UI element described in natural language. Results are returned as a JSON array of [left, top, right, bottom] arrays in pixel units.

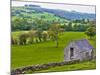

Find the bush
[[19, 33, 29, 45], [42, 31, 48, 41], [11, 36, 18, 45]]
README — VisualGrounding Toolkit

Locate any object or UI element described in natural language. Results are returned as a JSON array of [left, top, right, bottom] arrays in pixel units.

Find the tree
[[89, 20, 96, 28], [73, 24, 78, 31], [65, 22, 73, 31], [28, 30, 36, 44], [11, 36, 18, 45], [85, 27, 96, 39], [19, 33, 29, 45], [49, 23, 61, 48], [11, 17, 33, 31], [42, 31, 48, 41], [35, 28, 43, 42]]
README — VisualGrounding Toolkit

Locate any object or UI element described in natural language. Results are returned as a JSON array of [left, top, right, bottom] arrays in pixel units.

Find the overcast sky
[[12, 1, 95, 14]]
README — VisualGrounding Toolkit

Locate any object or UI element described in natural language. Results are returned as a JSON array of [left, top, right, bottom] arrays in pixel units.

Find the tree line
[[12, 21, 96, 48], [12, 23, 63, 47], [11, 17, 93, 32]]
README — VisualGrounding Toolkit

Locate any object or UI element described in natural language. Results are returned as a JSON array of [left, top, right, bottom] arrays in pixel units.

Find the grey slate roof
[[75, 39, 93, 51]]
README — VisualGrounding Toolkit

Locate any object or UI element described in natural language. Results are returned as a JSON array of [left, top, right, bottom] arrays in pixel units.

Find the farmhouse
[[64, 39, 93, 61]]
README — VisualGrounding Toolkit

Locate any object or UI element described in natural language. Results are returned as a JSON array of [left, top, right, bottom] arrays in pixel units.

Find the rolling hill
[[12, 4, 96, 20]]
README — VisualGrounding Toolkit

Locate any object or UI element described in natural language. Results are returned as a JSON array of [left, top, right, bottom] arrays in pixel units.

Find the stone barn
[[64, 39, 93, 61]]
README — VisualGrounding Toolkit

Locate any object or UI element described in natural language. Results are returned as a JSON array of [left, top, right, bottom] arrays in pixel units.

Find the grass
[[11, 32, 96, 72]]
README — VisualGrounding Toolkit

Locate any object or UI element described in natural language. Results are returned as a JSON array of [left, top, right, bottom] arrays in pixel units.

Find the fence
[[11, 60, 80, 75]]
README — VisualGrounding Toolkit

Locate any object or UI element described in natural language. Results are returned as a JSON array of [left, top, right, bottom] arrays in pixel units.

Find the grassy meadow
[[11, 31, 96, 72]]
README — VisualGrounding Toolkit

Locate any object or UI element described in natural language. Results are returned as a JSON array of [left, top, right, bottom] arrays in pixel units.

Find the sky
[[12, 1, 96, 14]]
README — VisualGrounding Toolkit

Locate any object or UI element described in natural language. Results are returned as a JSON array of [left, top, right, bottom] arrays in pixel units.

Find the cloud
[[12, 1, 95, 14]]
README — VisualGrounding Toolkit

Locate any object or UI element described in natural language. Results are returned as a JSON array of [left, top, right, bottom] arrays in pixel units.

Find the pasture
[[11, 32, 96, 72]]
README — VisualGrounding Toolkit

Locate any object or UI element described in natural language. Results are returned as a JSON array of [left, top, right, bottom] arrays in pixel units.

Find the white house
[[64, 39, 93, 61]]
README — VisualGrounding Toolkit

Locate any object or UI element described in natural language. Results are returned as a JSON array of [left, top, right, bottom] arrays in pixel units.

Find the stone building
[[64, 39, 93, 61]]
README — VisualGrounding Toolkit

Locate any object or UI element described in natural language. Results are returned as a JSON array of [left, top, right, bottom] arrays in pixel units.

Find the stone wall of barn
[[64, 42, 93, 61], [64, 42, 81, 61], [80, 50, 93, 60], [64, 42, 84, 61]]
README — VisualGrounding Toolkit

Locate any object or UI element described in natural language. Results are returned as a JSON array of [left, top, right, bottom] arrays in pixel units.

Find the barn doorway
[[70, 47, 74, 58], [85, 52, 89, 58]]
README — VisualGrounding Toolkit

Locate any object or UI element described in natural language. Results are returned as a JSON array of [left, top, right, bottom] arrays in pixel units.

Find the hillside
[[11, 5, 96, 31], [12, 6, 68, 22], [12, 4, 96, 20]]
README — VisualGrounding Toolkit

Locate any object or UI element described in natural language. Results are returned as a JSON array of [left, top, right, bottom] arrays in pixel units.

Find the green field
[[11, 32, 96, 72]]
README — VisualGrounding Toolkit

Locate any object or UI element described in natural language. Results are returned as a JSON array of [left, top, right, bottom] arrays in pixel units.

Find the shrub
[[19, 33, 29, 45], [11, 36, 18, 45]]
